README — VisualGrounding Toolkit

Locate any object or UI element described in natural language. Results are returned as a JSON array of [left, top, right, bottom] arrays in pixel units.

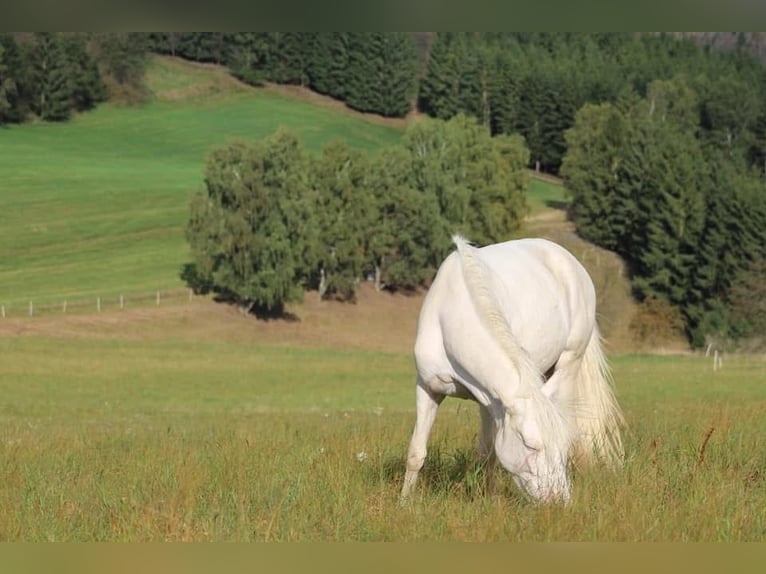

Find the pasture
[[0, 295, 764, 541], [0, 56, 403, 308]]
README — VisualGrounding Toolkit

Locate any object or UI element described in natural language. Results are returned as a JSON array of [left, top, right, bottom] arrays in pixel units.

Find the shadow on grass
[[181, 262, 300, 322], [376, 447, 521, 501], [545, 199, 570, 211]]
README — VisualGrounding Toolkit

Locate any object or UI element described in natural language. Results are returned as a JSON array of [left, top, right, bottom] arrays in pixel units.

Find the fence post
[[156, 290, 161, 306], [29, 301, 33, 317], [97, 296, 101, 313], [120, 294, 124, 310], [63, 300, 67, 313]]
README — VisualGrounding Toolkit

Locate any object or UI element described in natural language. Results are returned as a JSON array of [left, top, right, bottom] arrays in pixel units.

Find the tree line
[[5, 31, 764, 345], [561, 77, 766, 346], [0, 32, 149, 125], [148, 32, 766, 178], [175, 32, 766, 345], [147, 32, 418, 118], [185, 115, 530, 315]]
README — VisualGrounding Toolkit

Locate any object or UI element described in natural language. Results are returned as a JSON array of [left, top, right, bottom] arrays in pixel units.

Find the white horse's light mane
[[452, 234, 571, 455]]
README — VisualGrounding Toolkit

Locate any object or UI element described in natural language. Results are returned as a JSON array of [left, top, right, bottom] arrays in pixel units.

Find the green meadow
[[0, 330, 764, 541], [525, 175, 568, 215], [0, 57, 402, 308]]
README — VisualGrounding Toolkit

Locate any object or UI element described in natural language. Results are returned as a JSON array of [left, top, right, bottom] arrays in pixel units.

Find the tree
[[345, 33, 417, 117], [224, 33, 270, 86], [487, 48, 523, 136], [0, 34, 25, 124], [0, 43, 17, 123], [91, 33, 149, 103], [310, 140, 374, 299], [366, 145, 451, 291], [27, 32, 72, 121], [404, 114, 529, 245], [62, 34, 106, 112], [264, 32, 311, 85], [308, 33, 351, 100], [417, 32, 460, 119], [699, 74, 760, 155], [561, 102, 631, 251], [186, 130, 317, 315], [728, 258, 766, 342], [627, 116, 707, 308]]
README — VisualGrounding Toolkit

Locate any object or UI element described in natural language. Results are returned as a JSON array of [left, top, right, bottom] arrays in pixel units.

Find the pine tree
[[561, 102, 631, 250], [0, 43, 16, 123], [487, 48, 522, 136], [92, 33, 149, 103], [417, 32, 462, 119], [28, 32, 72, 121], [224, 33, 269, 86], [62, 34, 106, 112], [378, 33, 418, 117], [0, 34, 24, 124], [308, 33, 350, 100], [264, 32, 311, 85]]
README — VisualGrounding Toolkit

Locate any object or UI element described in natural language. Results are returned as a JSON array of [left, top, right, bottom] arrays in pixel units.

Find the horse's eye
[[518, 430, 541, 452]]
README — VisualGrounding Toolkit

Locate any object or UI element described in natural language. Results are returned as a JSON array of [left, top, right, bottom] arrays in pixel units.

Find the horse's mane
[[452, 235, 571, 455]]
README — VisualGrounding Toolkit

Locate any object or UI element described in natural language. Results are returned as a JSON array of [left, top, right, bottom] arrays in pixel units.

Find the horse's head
[[494, 397, 571, 503]]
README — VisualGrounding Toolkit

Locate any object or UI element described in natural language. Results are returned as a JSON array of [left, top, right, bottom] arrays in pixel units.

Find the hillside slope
[[1, 56, 663, 354]]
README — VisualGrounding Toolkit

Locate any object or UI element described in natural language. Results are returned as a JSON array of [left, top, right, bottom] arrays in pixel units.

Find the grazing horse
[[401, 236, 624, 503]]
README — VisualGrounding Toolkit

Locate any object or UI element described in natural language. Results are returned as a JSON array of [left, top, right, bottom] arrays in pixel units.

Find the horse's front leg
[[478, 403, 499, 495], [401, 377, 444, 502]]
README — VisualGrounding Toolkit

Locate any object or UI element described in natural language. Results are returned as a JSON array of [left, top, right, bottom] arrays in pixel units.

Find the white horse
[[401, 236, 624, 503]]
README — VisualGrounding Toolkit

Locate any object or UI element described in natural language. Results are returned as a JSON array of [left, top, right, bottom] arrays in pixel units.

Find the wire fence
[[0, 288, 197, 319]]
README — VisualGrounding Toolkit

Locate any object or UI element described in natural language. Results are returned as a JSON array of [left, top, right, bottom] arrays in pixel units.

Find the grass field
[[1, 295, 764, 541], [0, 337, 764, 541], [0, 56, 403, 308], [525, 174, 567, 216]]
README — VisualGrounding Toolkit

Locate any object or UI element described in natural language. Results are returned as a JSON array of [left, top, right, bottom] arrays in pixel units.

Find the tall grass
[[1, 334, 764, 541]]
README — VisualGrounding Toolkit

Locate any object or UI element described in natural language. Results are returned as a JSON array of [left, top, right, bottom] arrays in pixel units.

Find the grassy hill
[[0, 56, 403, 308], [0, 55, 650, 350]]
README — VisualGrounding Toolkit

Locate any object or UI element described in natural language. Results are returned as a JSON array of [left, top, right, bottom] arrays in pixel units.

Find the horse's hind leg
[[401, 377, 444, 502]]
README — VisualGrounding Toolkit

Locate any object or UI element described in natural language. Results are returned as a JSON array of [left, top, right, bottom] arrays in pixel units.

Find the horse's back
[[416, 238, 596, 376], [478, 239, 595, 360]]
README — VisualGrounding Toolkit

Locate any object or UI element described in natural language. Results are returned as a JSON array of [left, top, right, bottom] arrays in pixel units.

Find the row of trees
[[561, 77, 766, 346], [148, 33, 766, 179], [419, 32, 766, 176], [185, 115, 530, 314], [0, 32, 149, 124], [148, 32, 418, 118]]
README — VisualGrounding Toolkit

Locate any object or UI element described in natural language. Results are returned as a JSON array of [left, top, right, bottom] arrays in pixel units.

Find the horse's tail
[[569, 327, 625, 469]]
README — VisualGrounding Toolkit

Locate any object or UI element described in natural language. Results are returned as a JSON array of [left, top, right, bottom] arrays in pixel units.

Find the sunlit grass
[[0, 332, 763, 541], [0, 57, 403, 307], [525, 174, 567, 216]]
